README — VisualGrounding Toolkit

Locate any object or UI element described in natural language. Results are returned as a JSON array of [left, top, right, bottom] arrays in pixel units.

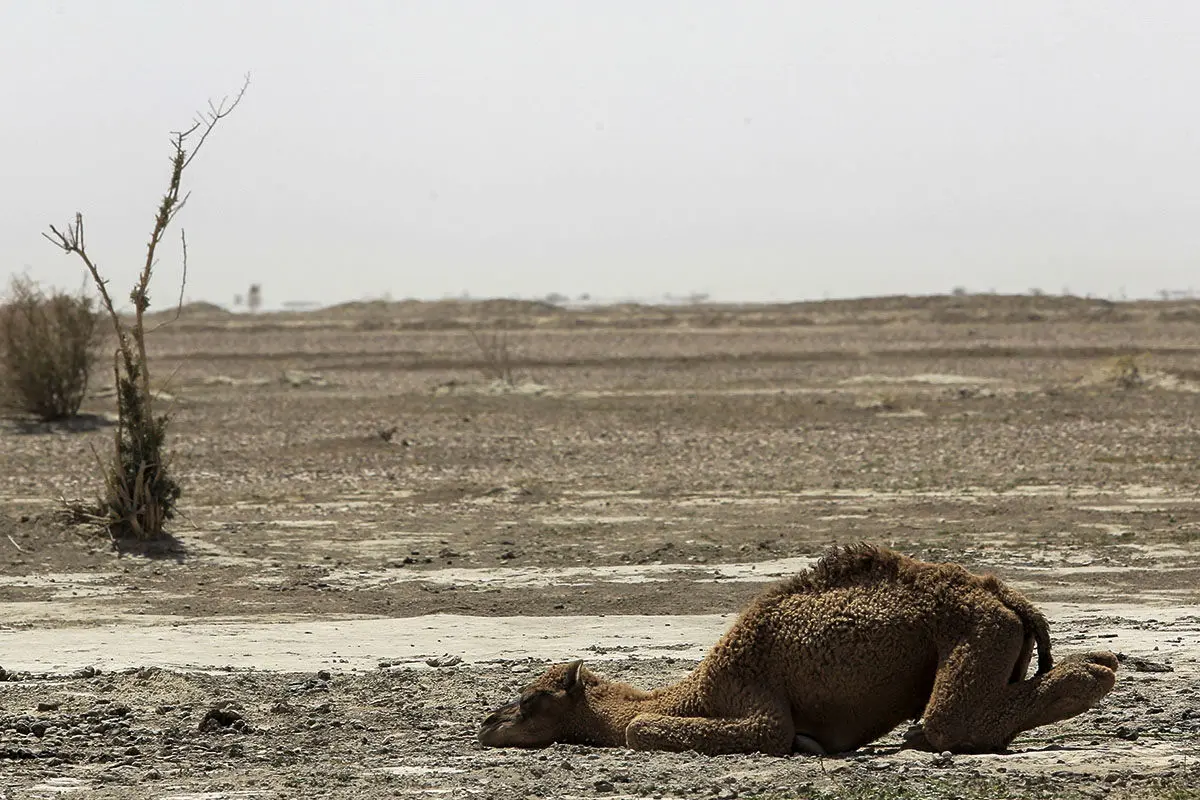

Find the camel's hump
[[765, 542, 910, 597]]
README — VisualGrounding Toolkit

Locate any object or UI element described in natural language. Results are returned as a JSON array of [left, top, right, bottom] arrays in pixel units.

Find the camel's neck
[[567, 674, 706, 747]]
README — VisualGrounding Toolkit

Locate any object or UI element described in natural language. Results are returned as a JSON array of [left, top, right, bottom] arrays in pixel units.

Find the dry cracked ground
[[1, 294, 1198, 799]]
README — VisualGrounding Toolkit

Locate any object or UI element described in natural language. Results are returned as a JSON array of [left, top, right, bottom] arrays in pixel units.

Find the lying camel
[[478, 543, 1118, 755]]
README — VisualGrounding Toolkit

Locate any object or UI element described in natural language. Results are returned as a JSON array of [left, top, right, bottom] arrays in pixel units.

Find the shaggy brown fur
[[478, 544, 1118, 756]]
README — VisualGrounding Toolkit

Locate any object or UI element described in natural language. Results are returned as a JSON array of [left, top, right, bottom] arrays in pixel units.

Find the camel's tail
[[993, 581, 1053, 676]]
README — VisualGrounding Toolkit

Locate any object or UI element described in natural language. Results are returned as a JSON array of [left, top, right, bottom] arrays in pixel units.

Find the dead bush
[[1109, 354, 1145, 389], [469, 322, 516, 386], [0, 276, 101, 421]]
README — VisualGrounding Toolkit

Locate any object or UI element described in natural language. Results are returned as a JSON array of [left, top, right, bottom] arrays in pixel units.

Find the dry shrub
[[93, 351, 182, 539], [45, 75, 248, 541], [1109, 354, 1146, 390], [0, 276, 100, 421], [470, 323, 516, 386]]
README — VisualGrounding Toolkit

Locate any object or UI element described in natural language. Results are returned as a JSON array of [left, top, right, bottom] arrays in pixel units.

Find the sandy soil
[[1, 295, 1198, 799]]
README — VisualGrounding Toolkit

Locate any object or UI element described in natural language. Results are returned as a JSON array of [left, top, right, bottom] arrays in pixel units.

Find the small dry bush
[[1108, 354, 1146, 389], [46, 75, 248, 541], [0, 276, 100, 421], [94, 354, 183, 538], [470, 323, 516, 386]]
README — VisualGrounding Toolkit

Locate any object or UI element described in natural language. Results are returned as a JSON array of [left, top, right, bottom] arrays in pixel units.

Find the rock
[[425, 654, 463, 668], [1117, 654, 1174, 673], [37, 701, 60, 712], [282, 370, 329, 388], [316, 669, 332, 681], [199, 706, 247, 733], [593, 780, 615, 792]]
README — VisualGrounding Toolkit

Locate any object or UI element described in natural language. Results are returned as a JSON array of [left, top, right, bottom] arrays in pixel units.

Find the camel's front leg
[[626, 712, 794, 756]]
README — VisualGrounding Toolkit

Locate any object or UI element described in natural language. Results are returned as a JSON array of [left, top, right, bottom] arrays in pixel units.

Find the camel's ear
[[562, 660, 586, 696]]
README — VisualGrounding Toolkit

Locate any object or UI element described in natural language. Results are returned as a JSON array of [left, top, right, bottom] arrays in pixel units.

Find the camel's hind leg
[[915, 612, 1118, 754], [626, 711, 794, 756]]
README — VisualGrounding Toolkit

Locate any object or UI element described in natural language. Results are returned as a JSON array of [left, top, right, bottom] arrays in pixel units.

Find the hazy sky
[[3, 1, 1199, 308]]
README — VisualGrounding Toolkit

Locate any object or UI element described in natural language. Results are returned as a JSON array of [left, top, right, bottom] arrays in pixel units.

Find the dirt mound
[[149, 294, 1196, 332], [1158, 304, 1200, 323]]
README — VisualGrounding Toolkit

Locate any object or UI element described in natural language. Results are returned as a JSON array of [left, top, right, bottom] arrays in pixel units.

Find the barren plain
[[1, 294, 1198, 799]]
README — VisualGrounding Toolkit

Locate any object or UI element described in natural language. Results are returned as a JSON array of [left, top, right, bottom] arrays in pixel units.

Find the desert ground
[[1, 294, 1198, 799]]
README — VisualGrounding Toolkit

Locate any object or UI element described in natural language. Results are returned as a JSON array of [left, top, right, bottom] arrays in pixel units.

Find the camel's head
[[478, 660, 590, 748]]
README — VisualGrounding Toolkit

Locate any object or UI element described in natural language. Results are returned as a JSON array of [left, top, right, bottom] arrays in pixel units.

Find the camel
[[478, 544, 1118, 755]]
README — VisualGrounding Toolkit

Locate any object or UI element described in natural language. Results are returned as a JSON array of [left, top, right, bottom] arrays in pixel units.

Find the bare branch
[[182, 73, 250, 170], [164, 191, 192, 227], [127, 72, 250, 407], [44, 213, 124, 343], [147, 229, 189, 335], [175, 120, 203, 141], [177, 228, 189, 314]]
